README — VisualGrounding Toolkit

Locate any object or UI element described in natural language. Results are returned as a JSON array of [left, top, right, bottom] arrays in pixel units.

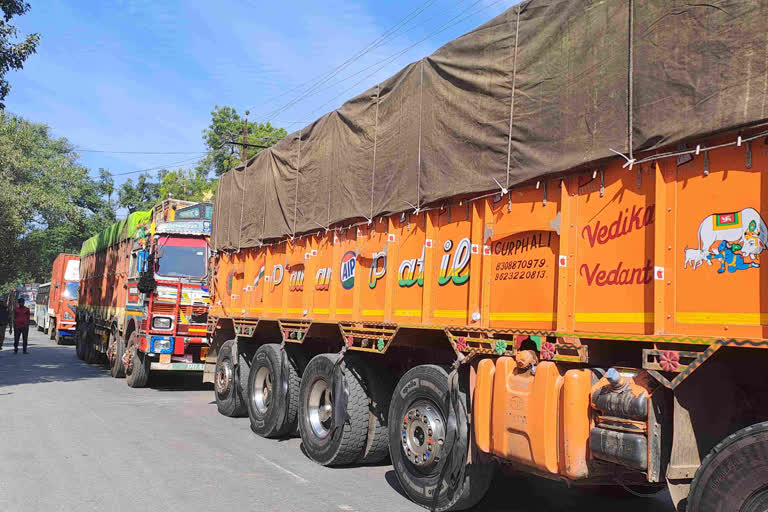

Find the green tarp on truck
[[80, 211, 151, 258]]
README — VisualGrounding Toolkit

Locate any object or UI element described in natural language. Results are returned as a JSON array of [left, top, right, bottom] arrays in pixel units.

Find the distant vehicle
[[35, 283, 50, 331], [40, 254, 80, 344]]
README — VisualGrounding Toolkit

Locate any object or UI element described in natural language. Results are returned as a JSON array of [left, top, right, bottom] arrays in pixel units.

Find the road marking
[[253, 453, 307, 483]]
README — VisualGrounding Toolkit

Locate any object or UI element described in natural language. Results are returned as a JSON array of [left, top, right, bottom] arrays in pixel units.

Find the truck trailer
[[77, 200, 213, 387], [36, 253, 80, 344], [204, 1, 768, 511]]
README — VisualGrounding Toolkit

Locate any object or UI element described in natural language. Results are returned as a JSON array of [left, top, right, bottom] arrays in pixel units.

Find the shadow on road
[[0, 343, 107, 388], [384, 469, 673, 511], [149, 372, 213, 392]]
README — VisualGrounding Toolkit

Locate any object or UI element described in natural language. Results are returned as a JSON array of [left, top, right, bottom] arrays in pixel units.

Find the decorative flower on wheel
[[659, 350, 680, 372]]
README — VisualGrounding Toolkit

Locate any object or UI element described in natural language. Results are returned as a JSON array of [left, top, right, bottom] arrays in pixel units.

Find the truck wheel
[[215, 340, 247, 417], [247, 344, 300, 437], [75, 327, 86, 360], [298, 353, 368, 466], [347, 356, 392, 464], [84, 327, 99, 364], [388, 365, 494, 511], [108, 331, 126, 378], [125, 332, 149, 388], [688, 421, 768, 512], [49, 319, 56, 340]]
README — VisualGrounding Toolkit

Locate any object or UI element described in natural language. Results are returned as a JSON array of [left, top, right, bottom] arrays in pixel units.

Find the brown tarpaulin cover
[[214, 0, 768, 250]]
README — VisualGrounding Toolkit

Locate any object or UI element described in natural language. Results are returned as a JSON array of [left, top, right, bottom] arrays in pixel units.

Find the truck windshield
[[157, 240, 206, 278], [63, 282, 79, 300]]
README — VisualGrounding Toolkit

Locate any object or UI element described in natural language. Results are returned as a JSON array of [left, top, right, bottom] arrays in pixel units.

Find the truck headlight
[[151, 337, 173, 353], [152, 316, 172, 329], [64, 312, 74, 320]]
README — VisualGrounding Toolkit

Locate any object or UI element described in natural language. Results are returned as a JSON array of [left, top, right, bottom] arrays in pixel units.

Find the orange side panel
[[473, 358, 495, 454]]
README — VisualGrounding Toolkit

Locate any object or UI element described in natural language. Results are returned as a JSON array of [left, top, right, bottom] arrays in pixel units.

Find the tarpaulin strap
[[627, 0, 635, 162], [331, 344, 350, 436], [504, 4, 522, 191], [261, 151, 269, 242], [416, 59, 424, 212], [227, 172, 235, 250], [431, 357, 468, 511], [238, 163, 248, 252], [370, 84, 380, 222], [292, 129, 303, 236]]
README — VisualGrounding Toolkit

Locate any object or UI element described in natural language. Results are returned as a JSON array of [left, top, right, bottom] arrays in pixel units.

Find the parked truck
[[204, 2, 768, 511], [35, 254, 80, 344], [76, 199, 213, 387]]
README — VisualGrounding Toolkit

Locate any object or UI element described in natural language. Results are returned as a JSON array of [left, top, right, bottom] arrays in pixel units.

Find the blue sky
[[7, 0, 513, 188]]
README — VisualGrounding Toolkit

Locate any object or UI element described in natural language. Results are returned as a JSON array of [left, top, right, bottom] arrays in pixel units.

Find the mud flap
[[432, 364, 468, 511]]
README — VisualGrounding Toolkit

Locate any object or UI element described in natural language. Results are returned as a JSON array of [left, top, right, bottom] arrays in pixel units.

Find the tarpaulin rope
[[237, 162, 248, 252], [504, 3, 522, 192], [416, 59, 425, 212], [627, 0, 635, 162], [260, 151, 270, 243], [370, 84, 380, 223], [292, 129, 303, 237]]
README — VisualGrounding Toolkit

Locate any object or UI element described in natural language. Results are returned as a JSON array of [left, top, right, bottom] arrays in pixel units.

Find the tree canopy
[[0, 112, 113, 292], [0, 0, 39, 108], [197, 105, 287, 176]]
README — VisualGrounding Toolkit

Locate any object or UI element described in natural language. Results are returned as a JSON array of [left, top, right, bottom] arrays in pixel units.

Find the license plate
[[200, 347, 209, 361]]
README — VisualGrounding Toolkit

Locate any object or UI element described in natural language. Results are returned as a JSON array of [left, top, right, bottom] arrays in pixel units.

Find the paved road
[[0, 329, 674, 511]]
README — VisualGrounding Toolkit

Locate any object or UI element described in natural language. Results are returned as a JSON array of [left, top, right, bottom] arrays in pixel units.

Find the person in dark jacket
[[13, 298, 30, 354], [0, 301, 8, 349]]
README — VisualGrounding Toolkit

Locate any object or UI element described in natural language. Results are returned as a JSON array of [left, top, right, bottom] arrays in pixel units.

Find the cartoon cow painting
[[684, 208, 768, 273]]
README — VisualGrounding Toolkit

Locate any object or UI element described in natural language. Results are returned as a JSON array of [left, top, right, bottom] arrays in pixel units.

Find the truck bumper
[[149, 362, 205, 371]]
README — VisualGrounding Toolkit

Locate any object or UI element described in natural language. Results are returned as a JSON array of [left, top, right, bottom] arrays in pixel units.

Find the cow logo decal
[[340, 251, 356, 290], [684, 208, 768, 273]]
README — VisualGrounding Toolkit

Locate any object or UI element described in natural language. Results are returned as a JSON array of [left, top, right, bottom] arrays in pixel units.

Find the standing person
[[0, 301, 8, 350], [13, 298, 30, 354]]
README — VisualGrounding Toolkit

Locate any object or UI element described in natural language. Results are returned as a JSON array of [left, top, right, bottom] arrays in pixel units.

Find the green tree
[[0, 1, 40, 107], [117, 172, 161, 213], [198, 105, 287, 176], [0, 112, 114, 291], [159, 168, 215, 202]]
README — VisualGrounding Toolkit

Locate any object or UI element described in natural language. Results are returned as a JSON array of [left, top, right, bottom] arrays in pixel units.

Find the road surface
[[0, 328, 674, 511]]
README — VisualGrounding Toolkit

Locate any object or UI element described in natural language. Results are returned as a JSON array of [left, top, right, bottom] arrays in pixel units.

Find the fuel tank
[[474, 358, 593, 478]]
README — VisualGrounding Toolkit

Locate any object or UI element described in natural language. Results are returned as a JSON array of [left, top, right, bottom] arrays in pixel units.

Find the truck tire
[[298, 353, 368, 466], [215, 340, 247, 417], [347, 356, 392, 464], [49, 319, 56, 340], [108, 331, 126, 378], [75, 326, 86, 360], [688, 421, 768, 512], [84, 326, 99, 364], [246, 344, 300, 438], [388, 365, 494, 512], [125, 332, 149, 388]]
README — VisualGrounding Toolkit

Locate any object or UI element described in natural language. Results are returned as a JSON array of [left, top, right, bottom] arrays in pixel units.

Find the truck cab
[[121, 200, 212, 386]]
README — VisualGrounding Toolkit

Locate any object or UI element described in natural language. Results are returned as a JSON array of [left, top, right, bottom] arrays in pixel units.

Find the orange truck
[[77, 200, 213, 387], [35, 254, 80, 344], [204, 2, 768, 511]]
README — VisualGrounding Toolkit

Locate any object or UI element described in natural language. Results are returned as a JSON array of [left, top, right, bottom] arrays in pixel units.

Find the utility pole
[[242, 110, 250, 164]]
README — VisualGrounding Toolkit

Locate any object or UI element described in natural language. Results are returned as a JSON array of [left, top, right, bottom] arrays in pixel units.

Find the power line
[[75, 149, 207, 155], [274, 0, 509, 124], [246, 0, 440, 115]]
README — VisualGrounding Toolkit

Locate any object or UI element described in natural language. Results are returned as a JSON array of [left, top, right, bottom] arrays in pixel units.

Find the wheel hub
[[253, 366, 272, 413], [401, 400, 446, 468], [308, 378, 333, 438], [215, 360, 233, 395]]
